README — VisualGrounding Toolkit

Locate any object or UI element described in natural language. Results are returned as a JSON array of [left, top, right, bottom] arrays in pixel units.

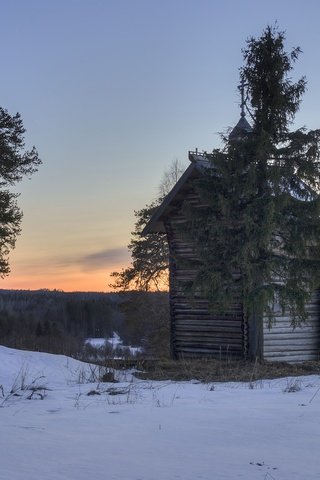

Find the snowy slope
[[0, 345, 320, 480]]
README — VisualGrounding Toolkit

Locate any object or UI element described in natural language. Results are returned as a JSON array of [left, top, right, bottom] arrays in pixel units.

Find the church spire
[[240, 77, 246, 118], [229, 77, 252, 141]]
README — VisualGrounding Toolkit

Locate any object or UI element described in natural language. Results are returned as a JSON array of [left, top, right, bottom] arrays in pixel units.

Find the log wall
[[165, 190, 246, 359], [162, 178, 320, 362]]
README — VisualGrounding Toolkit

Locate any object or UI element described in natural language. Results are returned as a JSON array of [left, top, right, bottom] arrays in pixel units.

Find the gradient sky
[[2, 0, 320, 292]]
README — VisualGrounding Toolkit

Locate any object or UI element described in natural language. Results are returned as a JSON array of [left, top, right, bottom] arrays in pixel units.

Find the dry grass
[[132, 358, 320, 383]]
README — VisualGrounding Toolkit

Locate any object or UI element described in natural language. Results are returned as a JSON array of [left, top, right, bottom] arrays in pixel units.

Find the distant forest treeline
[[0, 289, 170, 357]]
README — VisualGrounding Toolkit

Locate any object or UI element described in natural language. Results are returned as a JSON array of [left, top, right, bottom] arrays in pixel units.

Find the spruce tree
[[182, 26, 320, 325]]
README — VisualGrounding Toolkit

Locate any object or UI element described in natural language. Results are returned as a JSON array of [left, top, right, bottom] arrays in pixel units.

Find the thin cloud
[[9, 247, 131, 275], [79, 247, 130, 272]]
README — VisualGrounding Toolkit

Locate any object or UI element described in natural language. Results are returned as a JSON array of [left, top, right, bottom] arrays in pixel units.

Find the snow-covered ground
[[0, 345, 320, 480], [85, 332, 142, 356]]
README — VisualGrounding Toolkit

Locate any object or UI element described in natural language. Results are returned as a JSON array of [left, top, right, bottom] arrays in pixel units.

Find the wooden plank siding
[[263, 291, 320, 362]]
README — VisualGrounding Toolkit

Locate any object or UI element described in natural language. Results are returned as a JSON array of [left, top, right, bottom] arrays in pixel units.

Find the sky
[[1, 0, 320, 292]]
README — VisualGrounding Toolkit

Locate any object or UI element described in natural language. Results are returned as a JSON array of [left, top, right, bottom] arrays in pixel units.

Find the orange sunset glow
[[2, 267, 119, 293]]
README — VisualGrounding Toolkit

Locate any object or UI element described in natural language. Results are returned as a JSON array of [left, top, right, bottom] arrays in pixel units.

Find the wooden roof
[[142, 152, 209, 235]]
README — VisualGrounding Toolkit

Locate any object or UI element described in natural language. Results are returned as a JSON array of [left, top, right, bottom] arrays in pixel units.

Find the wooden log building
[[143, 116, 320, 363]]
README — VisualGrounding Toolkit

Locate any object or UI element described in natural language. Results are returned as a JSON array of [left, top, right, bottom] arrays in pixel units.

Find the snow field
[[0, 345, 319, 480]]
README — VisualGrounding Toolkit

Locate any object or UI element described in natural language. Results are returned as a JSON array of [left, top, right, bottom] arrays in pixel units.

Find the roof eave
[[142, 163, 198, 235]]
